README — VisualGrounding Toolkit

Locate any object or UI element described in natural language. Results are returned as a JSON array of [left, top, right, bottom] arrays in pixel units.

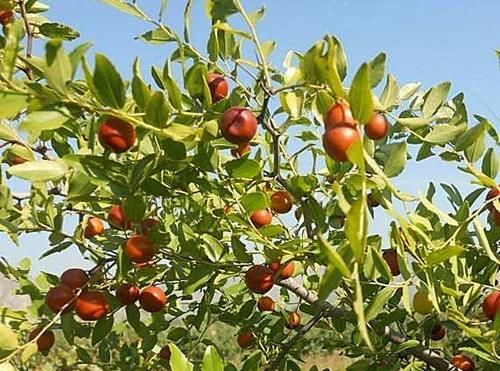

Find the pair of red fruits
[[249, 190, 294, 229], [323, 100, 389, 162]]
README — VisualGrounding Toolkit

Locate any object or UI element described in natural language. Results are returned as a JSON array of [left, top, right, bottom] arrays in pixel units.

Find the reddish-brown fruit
[[98, 118, 136, 153], [486, 186, 500, 210], [139, 286, 167, 313], [324, 101, 356, 129], [60, 268, 89, 290], [108, 204, 133, 229], [271, 191, 293, 214], [207, 73, 229, 103], [159, 345, 171, 361], [257, 296, 275, 312], [6, 155, 27, 165], [250, 209, 273, 228], [451, 354, 475, 371], [45, 285, 75, 314], [323, 125, 360, 162], [116, 283, 140, 305], [231, 143, 252, 158], [482, 291, 500, 320], [430, 324, 446, 341], [285, 311, 301, 329], [29, 326, 55, 352], [237, 332, 256, 348], [140, 218, 159, 236], [382, 249, 400, 276], [84, 217, 105, 238], [0, 10, 14, 26], [270, 260, 295, 280], [75, 291, 109, 321], [365, 112, 389, 140], [220, 107, 258, 144], [367, 193, 380, 208], [125, 235, 156, 264], [245, 265, 275, 294]]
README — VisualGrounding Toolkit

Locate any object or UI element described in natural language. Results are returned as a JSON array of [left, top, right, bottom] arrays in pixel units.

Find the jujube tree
[[0, 0, 498, 370]]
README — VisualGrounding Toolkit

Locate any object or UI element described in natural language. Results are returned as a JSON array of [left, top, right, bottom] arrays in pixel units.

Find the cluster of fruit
[[34, 266, 167, 354], [322, 100, 389, 162]]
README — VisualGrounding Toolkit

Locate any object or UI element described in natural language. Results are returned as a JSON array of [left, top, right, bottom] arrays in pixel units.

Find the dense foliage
[[0, 0, 498, 370]]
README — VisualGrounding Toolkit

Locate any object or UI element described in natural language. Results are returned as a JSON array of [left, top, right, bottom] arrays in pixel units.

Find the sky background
[[1, 0, 499, 276]]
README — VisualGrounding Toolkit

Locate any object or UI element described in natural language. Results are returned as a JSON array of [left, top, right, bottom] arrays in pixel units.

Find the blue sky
[[1, 0, 499, 275]]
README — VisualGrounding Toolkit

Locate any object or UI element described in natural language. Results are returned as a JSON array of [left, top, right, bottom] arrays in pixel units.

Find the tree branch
[[17, 0, 34, 80], [276, 277, 456, 371]]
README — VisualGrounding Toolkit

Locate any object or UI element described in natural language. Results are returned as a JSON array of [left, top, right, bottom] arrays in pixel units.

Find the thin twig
[[17, 0, 34, 80]]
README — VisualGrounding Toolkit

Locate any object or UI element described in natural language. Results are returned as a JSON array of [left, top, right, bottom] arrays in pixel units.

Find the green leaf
[[280, 91, 304, 119], [45, 40, 72, 93], [0, 324, 18, 351], [1, 20, 24, 79], [19, 111, 69, 137], [352, 264, 373, 350], [289, 175, 318, 195], [0, 93, 30, 119], [464, 129, 486, 163], [457, 347, 498, 364], [425, 246, 465, 266], [202, 345, 224, 371], [322, 36, 344, 98], [395, 340, 420, 352], [225, 158, 261, 179], [8, 160, 67, 182], [161, 124, 197, 143], [68, 43, 92, 78], [206, 0, 238, 21], [482, 148, 499, 179], [240, 192, 270, 213], [379, 74, 400, 111], [318, 263, 342, 301], [145, 91, 170, 127], [369, 52, 386, 88], [348, 63, 373, 124], [419, 195, 459, 226], [399, 82, 421, 100], [92, 316, 114, 345], [424, 124, 464, 144], [0, 120, 19, 141], [163, 68, 183, 110], [383, 142, 407, 178], [99, 0, 149, 19], [422, 82, 451, 117], [93, 53, 125, 108], [365, 287, 395, 322], [123, 195, 147, 223], [473, 217, 500, 264], [21, 343, 38, 363], [185, 63, 211, 106], [169, 343, 194, 371], [39, 22, 80, 40], [396, 116, 434, 128], [345, 198, 367, 262], [202, 234, 223, 262], [137, 27, 175, 44], [318, 234, 351, 278]]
